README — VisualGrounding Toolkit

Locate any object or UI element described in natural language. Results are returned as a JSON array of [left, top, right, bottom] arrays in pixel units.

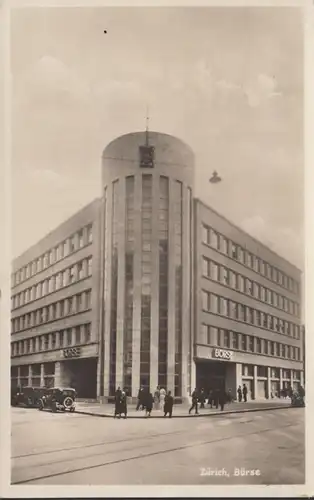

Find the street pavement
[[11, 406, 304, 485]]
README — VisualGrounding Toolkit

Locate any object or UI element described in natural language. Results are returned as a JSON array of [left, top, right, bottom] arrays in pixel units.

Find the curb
[[74, 405, 296, 419]]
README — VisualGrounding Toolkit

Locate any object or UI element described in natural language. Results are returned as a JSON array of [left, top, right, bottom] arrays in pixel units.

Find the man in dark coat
[[207, 389, 214, 408], [243, 384, 248, 402], [120, 390, 127, 419], [144, 391, 154, 417], [218, 388, 227, 411], [136, 386, 145, 411], [114, 386, 122, 418], [164, 390, 174, 418], [199, 388, 206, 409], [237, 385, 242, 402], [189, 388, 199, 415]]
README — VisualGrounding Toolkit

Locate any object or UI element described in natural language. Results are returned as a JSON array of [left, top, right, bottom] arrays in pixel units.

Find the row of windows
[[201, 290, 301, 339], [11, 290, 92, 333], [242, 364, 301, 379], [12, 223, 93, 287], [11, 323, 92, 357], [201, 324, 301, 361], [202, 257, 300, 318], [11, 362, 55, 377], [11, 257, 92, 310], [202, 225, 300, 296]]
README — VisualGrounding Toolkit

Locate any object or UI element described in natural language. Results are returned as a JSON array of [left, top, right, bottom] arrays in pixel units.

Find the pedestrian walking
[[120, 390, 127, 419], [145, 391, 154, 417], [164, 390, 174, 418], [199, 388, 206, 409], [114, 386, 122, 418], [227, 388, 233, 403], [159, 386, 166, 411], [136, 386, 145, 411], [189, 388, 199, 415], [207, 389, 214, 408], [243, 384, 248, 403], [154, 386, 160, 410], [218, 387, 227, 411], [237, 385, 242, 402], [214, 388, 220, 409]]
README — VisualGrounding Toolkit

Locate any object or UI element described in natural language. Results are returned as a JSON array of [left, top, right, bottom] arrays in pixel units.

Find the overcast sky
[[11, 7, 304, 269]]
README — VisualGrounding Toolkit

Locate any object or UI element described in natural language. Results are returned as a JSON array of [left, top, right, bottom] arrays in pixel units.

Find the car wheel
[[38, 400, 44, 411]]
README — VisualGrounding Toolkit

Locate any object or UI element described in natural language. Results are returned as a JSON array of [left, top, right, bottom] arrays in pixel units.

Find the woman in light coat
[[159, 386, 166, 411]]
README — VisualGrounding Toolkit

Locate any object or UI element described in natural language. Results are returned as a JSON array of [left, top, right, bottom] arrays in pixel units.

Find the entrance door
[[196, 360, 227, 394], [61, 358, 98, 399]]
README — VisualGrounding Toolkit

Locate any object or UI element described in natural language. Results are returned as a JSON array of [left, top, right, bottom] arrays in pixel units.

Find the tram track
[[11, 420, 299, 485]]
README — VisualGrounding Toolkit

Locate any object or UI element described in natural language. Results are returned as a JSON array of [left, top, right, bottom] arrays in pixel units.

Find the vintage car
[[38, 387, 76, 413], [11, 386, 47, 408]]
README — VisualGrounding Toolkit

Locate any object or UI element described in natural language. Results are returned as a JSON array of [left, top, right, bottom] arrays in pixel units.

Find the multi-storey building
[[10, 131, 304, 401]]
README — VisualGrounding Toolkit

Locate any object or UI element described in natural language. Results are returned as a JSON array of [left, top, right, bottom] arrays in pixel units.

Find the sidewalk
[[75, 398, 292, 419]]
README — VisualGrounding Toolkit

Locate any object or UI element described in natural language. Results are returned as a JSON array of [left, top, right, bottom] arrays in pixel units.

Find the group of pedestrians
[[237, 384, 248, 402], [114, 385, 174, 419], [136, 385, 174, 418], [189, 386, 229, 414]]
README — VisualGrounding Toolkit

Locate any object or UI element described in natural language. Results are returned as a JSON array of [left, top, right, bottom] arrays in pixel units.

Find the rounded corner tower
[[100, 131, 194, 401]]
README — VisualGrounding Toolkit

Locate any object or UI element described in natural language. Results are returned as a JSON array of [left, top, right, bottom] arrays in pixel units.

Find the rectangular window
[[221, 267, 229, 286], [87, 257, 92, 276], [241, 335, 247, 351], [87, 224, 93, 243], [248, 336, 254, 352], [67, 329, 72, 346], [256, 338, 261, 353], [77, 261, 84, 280], [231, 331, 239, 349], [202, 225, 209, 244], [220, 236, 228, 254], [202, 324, 210, 344], [69, 236, 76, 253], [78, 229, 84, 248], [84, 323, 91, 343], [223, 329, 230, 348], [202, 258, 210, 277], [59, 301, 64, 317], [69, 266, 76, 284], [210, 229, 219, 249], [238, 275, 245, 293], [202, 290, 209, 311], [231, 242, 238, 259], [86, 290, 91, 309], [75, 326, 81, 344]]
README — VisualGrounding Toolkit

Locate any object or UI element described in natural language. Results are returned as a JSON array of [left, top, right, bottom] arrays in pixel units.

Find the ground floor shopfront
[[195, 344, 304, 400], [11, 344, 99, 399]]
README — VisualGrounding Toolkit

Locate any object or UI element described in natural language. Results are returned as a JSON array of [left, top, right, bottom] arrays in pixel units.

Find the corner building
[[10, 131, 304, 401]]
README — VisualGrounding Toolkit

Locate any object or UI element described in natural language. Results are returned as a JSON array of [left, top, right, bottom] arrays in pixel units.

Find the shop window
[[242, 364, 253, 377], [257, 366, 267, 377]]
